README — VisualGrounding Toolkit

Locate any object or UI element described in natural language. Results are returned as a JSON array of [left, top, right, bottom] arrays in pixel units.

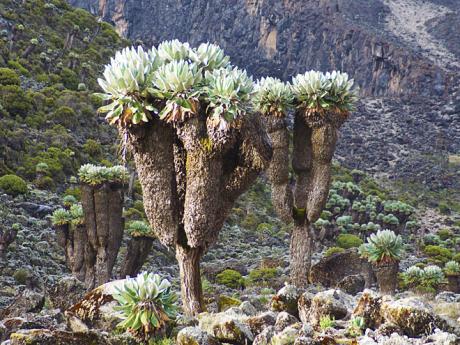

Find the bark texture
[[120, 237, 154, 277], [264, 109, 346, 288], [0, 227, 17, 258], [122, 112, 272, 315], [80, 182, 124, 289]]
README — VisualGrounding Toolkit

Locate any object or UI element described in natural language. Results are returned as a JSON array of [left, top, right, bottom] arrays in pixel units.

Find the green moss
[[324, 246, 345, 257], [200, 137, 213, 152], [217, 295, 241, 312], [336, 234, 363, 249], [0, 174, 27, 196], [216, 269, 244, 289]]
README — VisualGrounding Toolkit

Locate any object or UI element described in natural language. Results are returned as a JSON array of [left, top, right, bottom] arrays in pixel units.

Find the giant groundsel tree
[[254, 71, 358, 287], [96, 41, 272, 315]]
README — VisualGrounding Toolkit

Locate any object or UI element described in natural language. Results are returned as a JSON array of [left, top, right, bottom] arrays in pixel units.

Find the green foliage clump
[[359, 230, 404, 264], [69, 204, 84, 225], [0, 85, 33, 117], [444, 261, 460, 276], [253, 77, 293, 117], [113, 272, 177, 343], [437, 229, 453, 241], [336, 234, 363, 249], [216, 269, 244, 289], [247, 267, 277, 287], [319, 315, 336, 330], [62, 195, 78, 208], [0, 68, 20, 85], [0, 174, 27, 196], [78, 164, 128, 185], [13, 268, 31, 285], [217, 295, 241, 312], [424, 245, 453, 264], [453, 253, 460, 264], [292, 71, 358, 113], [51, 208, 71, 226], [126, 220, 151, 237], [83, 139, 102, 157], [324, 246, 345, 257], [402, 265, 444, 293], [347, 316, 365, 337]]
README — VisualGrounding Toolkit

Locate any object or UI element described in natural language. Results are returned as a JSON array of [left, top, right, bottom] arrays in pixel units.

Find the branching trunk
[[80, 182, 124, 289]]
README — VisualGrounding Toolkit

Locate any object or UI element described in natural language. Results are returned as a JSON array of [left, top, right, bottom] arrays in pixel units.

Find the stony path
[[384, 0, 460, 70]]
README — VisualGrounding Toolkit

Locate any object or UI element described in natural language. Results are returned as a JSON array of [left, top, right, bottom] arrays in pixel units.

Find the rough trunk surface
[[120, 237, 154, 278], [289, 222, 312, 288]]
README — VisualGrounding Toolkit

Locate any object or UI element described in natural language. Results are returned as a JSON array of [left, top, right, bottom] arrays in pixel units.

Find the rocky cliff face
[[69, 0, 460, 200], [68, 0, 459, 98]]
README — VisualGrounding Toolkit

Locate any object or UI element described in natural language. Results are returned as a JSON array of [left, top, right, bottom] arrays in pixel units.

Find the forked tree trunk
[[81, 182, 124, 289], [55, 223, 86, 281], [289, 222, 312, 287], [120, 236, 154, 277], [176, 244, 204, 316]]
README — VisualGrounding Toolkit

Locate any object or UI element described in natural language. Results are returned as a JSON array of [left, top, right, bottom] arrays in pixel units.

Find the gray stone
[[274, 312, 298, 332], [177, 327, 220, 345]]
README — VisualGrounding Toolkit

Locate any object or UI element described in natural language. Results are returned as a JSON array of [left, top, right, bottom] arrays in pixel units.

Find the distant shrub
[[216, 269, 244, 289], [438, 202, 451, 215], [0, 174, 27, 196], [444, 261, 460, 276], [336, 234, 363, 249], [60, 68, 79, 90], [424, 245, 452, 264], [247, 267, 277, 286], [437, 229, 453, 241], [35, 176, 55, 190], [454, 253, 460, 264], [423, 234, 441, 246], [324, 246, 345, 257], [35, 162, 50, 175], [0, 68, 20, 85], [13, 268, 31, 285], [0, 85, 33, 117], [83, 139, 102, 157]]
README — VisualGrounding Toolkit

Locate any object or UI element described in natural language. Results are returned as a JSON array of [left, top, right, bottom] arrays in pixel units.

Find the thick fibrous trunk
[[55, 223, 86, 281], [120, 236, 154, 277], [81, 182, 124, 289], [306, 123, 338, 222], [125, 120, 180, 247], [0, 228, 17, 258], [176, 244, 204, 316], [290, 222, 312, 287], [265, 110, 345, 288]]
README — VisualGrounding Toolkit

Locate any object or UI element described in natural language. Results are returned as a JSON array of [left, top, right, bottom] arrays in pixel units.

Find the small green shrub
[[424, 245, 452, 264], [453, 253, 460, 264], [216, 269, 244, 289], [247, 267, 277, 286], [83, 139, 102, 157], [319, 315, 336, 330], [0, 68, 20, 86], [437, 229, 453, 241], [324, 247, 345, 257], [0, 174, 27, 196], [336, 234, 363, 249], [13, 268, 31, 285], [35, 176, 55, 190]]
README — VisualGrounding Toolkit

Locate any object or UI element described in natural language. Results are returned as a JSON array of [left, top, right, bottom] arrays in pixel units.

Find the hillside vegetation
[[0, 0, 127, 188]]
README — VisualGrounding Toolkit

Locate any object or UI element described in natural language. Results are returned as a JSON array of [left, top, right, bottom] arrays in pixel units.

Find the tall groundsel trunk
[[176, 244, 204, 315], [290, 222, 312, 287]]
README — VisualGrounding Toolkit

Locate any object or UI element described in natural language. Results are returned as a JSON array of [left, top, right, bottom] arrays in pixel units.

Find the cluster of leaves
[[291, 71, 358, 114], [51, 203, 84, 226], [444, 260, 460, 276], [126, 220, 151, 237], [78, 164, 128, 185], [97, 40, 255, 130], [252, 77, 293, 117], [359, 230, 404, 264], [0, 0, 126, 180], [402, 265, 445, 292], [113, 272, 177, 342]]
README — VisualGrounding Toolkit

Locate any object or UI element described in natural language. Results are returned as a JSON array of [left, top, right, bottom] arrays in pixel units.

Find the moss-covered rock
[[218, 295, 242, 312], [176, 327, 220, 345]]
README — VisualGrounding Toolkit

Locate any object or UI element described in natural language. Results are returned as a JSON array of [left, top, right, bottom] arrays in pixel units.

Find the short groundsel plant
[[444, 261, 460, 276], [126, 220, 151, 238], [253, 77, 293, 117], [359, 229, 404, 265], [113, 272, 177, 343], [51, 208, 72, 226], [78, 164, 128, 186], [347, 316, 365, 337]]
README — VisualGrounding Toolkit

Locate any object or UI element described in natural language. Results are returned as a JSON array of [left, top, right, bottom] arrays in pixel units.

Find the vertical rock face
[[67, 0, 458, 98]]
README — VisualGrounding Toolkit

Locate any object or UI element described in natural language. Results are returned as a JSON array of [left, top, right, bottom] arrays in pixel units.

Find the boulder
[[270, 284, 300, 317], [352, 290, 384, 329], [0, 289, 45, 319], [298, 289, 353, 326], [198, 310, 252, 345], [380, 297, 450, 337], [310, 249, 375, 290], [247, 311, 277, 336], [274, 312, 298, 332], [253, 326, 275, 345], [239, 301, 257, 316], [425, 329, 458, 345], [271, 324, 300, 345], [9, 329, 110, 345], [293, 336, 314, 345], [48, 276, 87, 311], [177, 327, 220, 345], [336, 274, 365, 295]]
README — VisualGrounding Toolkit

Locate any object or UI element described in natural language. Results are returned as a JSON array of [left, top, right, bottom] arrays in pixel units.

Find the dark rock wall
[[68, 0, 456, 98]]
